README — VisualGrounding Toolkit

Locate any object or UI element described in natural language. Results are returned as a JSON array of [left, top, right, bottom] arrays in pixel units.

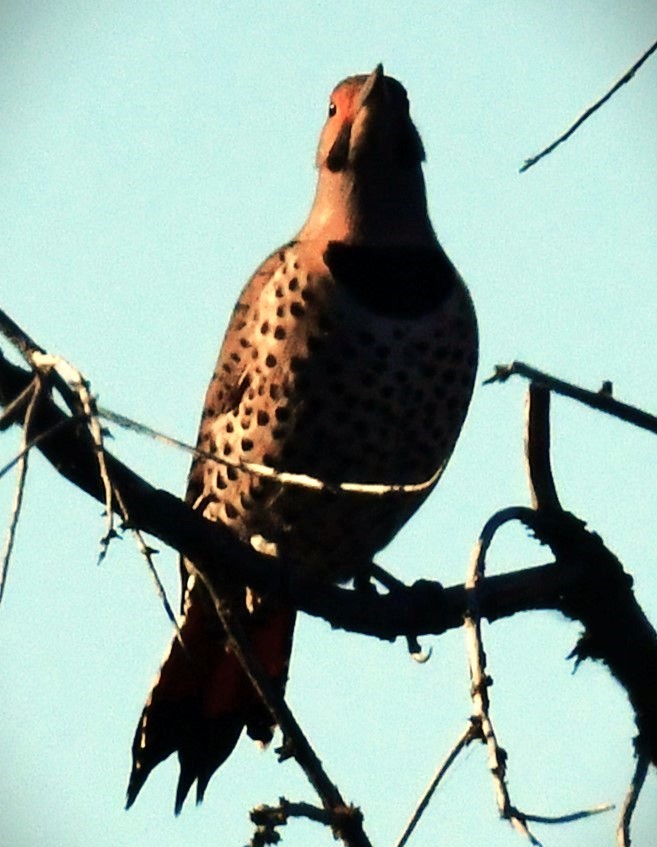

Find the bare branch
[[123, 519, 182, 642], [0, 378, 41, 603], [464, 508, 617, 844], [524, 384, 561, 512], [392, 723, 477, 847], [486, 361, 657, 435], [98, 404, 442, 498], [465, 516, 543, 846], [458, 386, 618, 844], [520, 37, 657, 172], [617, 751, 650, 847], [249, 799, 365, 847], [0, 343, 652, 638], [0, 378, 38, 431], [192, 563, 373, 847], [29, 351, 182, 635], [0, 307, 45, 363], [31, 355, 118, 561], [524, 804, 614, 825], [2, 320, 657, 796], [0, 347, 575, 635]]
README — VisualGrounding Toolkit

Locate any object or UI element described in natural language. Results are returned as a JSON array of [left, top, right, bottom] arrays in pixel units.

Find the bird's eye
[[328, 101, 337, 118]]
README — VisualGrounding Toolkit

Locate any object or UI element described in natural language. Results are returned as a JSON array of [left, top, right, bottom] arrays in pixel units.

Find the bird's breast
[[195, 242, 477, 576]]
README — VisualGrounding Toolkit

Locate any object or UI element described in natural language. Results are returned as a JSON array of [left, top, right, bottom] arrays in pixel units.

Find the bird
[[126, 64, 478, 813]]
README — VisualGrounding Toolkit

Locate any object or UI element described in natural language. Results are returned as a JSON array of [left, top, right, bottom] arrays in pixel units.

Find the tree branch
[[486, 361, 657, 435], [2, 328, 657, 775], [520, 37, 657, 172]]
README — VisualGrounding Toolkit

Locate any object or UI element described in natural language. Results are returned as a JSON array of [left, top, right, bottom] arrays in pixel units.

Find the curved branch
[[525, 384, 561, 511]]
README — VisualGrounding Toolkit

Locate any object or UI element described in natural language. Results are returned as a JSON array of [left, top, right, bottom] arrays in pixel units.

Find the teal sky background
[[1, 3, 657, 846]]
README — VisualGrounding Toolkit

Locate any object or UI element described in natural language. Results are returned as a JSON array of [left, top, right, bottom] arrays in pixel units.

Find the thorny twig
[[520, 36, 657, 172]]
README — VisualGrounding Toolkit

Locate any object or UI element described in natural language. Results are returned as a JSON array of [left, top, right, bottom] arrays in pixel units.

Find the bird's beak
[[356, 64, 385, 111]]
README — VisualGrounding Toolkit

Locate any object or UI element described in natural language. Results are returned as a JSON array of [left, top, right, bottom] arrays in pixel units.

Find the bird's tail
[[126, 590, 295, 813]]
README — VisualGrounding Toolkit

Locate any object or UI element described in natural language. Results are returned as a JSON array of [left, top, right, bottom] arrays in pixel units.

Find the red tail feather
[[126, 593, 295, 812]]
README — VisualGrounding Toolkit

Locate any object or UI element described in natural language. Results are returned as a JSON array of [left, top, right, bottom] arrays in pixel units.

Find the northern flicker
[[126, 65, 477, 812]]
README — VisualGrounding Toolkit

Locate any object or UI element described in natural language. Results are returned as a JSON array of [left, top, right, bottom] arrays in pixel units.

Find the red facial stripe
[[330, 83, 362, 122]]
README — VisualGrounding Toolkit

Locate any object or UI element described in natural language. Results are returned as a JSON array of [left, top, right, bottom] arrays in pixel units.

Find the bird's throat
[[298, 166, 435, 247]]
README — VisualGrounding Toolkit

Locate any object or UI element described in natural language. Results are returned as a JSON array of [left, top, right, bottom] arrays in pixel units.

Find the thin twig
[[116, 486, 182, 639], [616, 751, 649, 847], [97, 405, 443, 497], [524, 804, 614, 825], [486, 361, 657, 435], [465, 516, 544, 846], [392, 723, 477, 847], [0, 415, 80, 481], [520, 36, 657, 172], [0, 379, 37, 431], [27, 354, 182, 635], [30, 354, 117, 560], [0, 379, 41, 604], [464, 504, 615, 843], [190, 563, 372, 847]]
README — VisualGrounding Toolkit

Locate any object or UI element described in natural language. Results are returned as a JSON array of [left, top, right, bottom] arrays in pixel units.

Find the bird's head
[[300, 66, 434, 245], [316, 64, 426, 173]]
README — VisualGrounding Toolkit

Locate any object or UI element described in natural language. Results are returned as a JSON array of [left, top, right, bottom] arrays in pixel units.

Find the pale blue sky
[[1, 3, 657, 846]]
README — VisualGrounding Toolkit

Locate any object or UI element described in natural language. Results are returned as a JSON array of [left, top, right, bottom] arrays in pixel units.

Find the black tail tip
[[125, 760, 151, 811], [174, 770, 195, 816]]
